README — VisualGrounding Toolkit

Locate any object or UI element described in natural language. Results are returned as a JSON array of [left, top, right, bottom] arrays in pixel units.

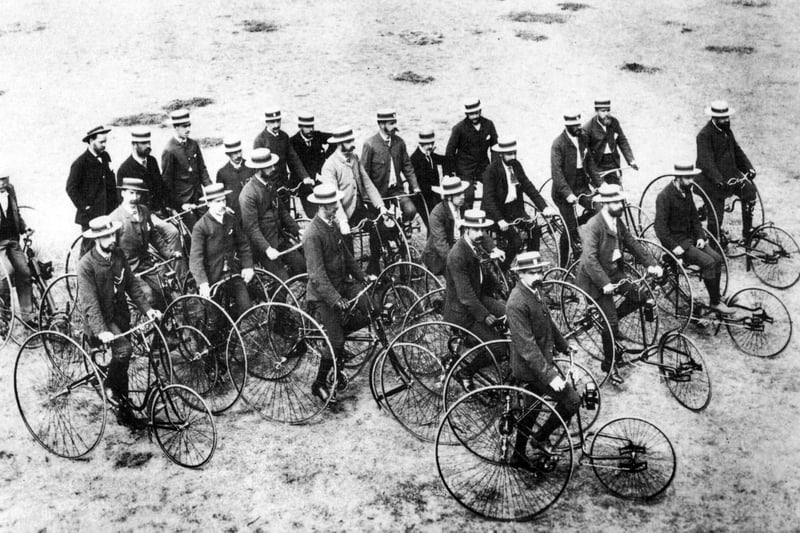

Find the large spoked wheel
[[38, 274, 81, 339], [657, 331, 712, 411], [523, 201, 566, 269], [719, 183, 765, 259], [271, 273, 307, 310], [541, 280, 615, 387], [162, 295, 246, 414], [373, 261, 442, 337], [401, 288, 444, 330], [150, 383, 217, 468], [745, 223, 800, 289], [14, 331, 107, 459], [375, 321, 486, 442], [634, 239, 694, 333], [725, 287, 792, 358], [553, 357, 601, 436], [590, 417, 676, 500], [436, 385, 574, 521], [237, 303, 337, 424], [442, 339, 509, 412]]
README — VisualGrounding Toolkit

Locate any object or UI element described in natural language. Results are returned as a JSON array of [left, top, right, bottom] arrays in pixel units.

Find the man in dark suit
[[66, 124, 119, 254], [240, 148, 304, 282], [361, 109, 421, 223], [253, 106, 311, 190], [290, 112, 333, 218], [0, 173, 35, 323], [482, 136, 557, 268], [506, 251, 580, 464], [655, 163, 730, 313], [443, 208, 507, 388], [445, 98, 498, 206], [189, 184, 254, 319], [216, 137, 256, 220], [161, 109, 211, 231], [551, 112, 599, 266], [575, 184, 661, 384], [303, 184, 374, 403], [117, 127, 167, 215], [423, 176, 469, 275], [582, 98, 638, 185], [409, 128, 447, 228], [695, 100, 758, 242]]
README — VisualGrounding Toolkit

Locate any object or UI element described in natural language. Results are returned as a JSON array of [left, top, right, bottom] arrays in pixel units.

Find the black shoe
[[335, 371, 349, 392], [116, 403, 147, 430], [311, 382, 337, 404], [455, 371, 475, 393], [608, 366, 625, 385]]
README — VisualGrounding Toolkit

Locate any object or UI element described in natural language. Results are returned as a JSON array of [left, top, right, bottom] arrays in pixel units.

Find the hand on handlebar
[[490, 247, 506, 262], [566, 193, 578, 204], [146, 309, 162, 321], [97, 331, 115, 344], [334, 299, 349, 312], [497, 220, 510, 232], [241, 268, 254, 283], [199, 283, 211, 298], [647, 265, 664, 278], [181, 203, 197, 211], [548, 375, 566, 392], [483, 314, 500, 328], [542, 206, 557, 218]]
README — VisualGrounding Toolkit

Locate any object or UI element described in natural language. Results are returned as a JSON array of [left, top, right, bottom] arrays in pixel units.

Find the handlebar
[[100, 317, 157, 345], [598, 166, 632, 178], [136, 256, 178, 278], [350, 212, 394, 233], [163, 205, 201, 224]]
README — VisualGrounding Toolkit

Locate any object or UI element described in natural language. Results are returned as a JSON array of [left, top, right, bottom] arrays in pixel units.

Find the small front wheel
[[150, 384, 217, 468], [658, 331, 712, 411]]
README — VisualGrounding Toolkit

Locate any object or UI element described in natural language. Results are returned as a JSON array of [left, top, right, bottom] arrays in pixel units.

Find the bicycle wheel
[[720, 182, 765, 258], [64, 235, 83, 274], [401, 288, 444, 330], [150, 383, 217, 468], [746, 224, 800, 289], [442, 339, 509, 412], [635, 239, 694, 333], [725, 287, 792, 357], [436, 385, 573, 521], [14, 331, 107, 459], [270, 273, 307, 311], [162, 295, 246, 414], [38, 274, 81, 340], [614, 263, 659, 350], [657, 331, 711, 411], [238, 303, 337, 424], [590, 417, 676, 500], [553, 357, 601, 435]]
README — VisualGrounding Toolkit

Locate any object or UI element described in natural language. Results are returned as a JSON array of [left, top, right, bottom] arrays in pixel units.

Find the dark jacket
[[481, 156, 547, 224], [423, 201, 457, 275], [361, 133, 419, 195], [655, 182, 704, 252], [239, 176, 299, 256], [696, 120, 752, 194], [77, 247, 150, 336], [582, 115, 635, 170], [550, 130, 598, 205], [443, 238, 506, 327], [161, 137, 211, 210], [216, 161, 256, 219], [253, 128, 310, 187], [576, 212, 655, 299], [189, 211, 253, 286], [506, 281, 569, 384], [303, 215, 365, 306], [290, 130, 333, 180], [108, 204, 171, 273], [444, 117, 498, 181], [117, 154, 166, 212], [0, 184, 27, 240], [66, 149, 118, 227], [410, 147, 446, 213]]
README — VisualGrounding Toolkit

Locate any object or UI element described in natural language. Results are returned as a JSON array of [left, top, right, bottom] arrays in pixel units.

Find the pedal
[[583, 382, 598, 410]]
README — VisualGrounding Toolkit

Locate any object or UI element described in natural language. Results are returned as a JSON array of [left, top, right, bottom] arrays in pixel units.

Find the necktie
[[508, 164, 518, 186], [426, 154, 433, 169]]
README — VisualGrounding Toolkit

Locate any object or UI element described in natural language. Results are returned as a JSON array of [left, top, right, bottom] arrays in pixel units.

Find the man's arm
[[614, 119, 635, 165], [518, 163, 547, 212], [65, 159, 85, 211], [448, 252, 490, 322], [444, 126, 460, 175], [507, 300, 558, 385], [360, 141, 374, 180], [582, 222, 612, 289], [305, 232, 343, 306], [696, 131, 723, 185], [239, 187, 271, 253], [359, 160, 385, 210], [123, 258, 152, 314], [399, 140, 419, 191], [233, 219, 254, 269], [621, 223, 655, 267], [76, 261, 109, 336], [481, 164, 502, 223], [189, 221, 209, 286], [278, 195, 300, 238], [429, 208, 452, 259], [654, 191, 679, 251], [550, 141, 573, 201], [160, 149, 178, 209], [286, 141, 310, 185], [195, 144, 211, 187]]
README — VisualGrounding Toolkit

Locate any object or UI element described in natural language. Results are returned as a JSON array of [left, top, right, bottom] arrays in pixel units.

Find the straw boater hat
[[117, 177, 149, 192], [594, 183, 627, 203], [418, 129, 435, 144], [170, 109, 191, 126], [511, 251, 549, 272], [376, 109, 397, 122], [201, 183, 231, 203], [82, 215, 121, 239], [223, 136, 242, 154], [594, 98, 611, 110], [672, 162, 702, 177], [328, 126, 355, 144], [264, 106, 282, 121], [82, 125, 111, 143], [297, 112, 314, 127], [246, 147, 280, 169], [130, 126, 151, 143], [704, 100, 735, 117], [563, 112, 582, 126], [493, 136, 517, 153], [463, 98, 482, 114], [461, 208, 493, 228], [307, 183, 344, 205], [432, 175, 470, 197]]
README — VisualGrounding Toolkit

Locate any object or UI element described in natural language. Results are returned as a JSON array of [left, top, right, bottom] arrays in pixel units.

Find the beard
[[99, 241, 116, 253], [342, 145, 356, 154], [608, 206, 624, 218]]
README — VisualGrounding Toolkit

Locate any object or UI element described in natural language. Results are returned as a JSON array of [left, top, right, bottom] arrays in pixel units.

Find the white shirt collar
[[174, 133, 187, 144], [210, 211, 225, 225]]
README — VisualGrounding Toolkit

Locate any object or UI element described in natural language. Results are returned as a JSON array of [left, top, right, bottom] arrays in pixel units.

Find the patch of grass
[[198, 137, 223, 148], [730, 0, 769, 6], [681, 27, 694, 33], [620, 62, 661, 74], [0, 90, 4, 97], [399, 30, 443, 46], [705, 45, 755, 55], [240, 20, 279, 33], [114, 451, 153, 469], [506, 11, 567, 24], [109, 112, 166, 127], [162, 97, 215, 112], [0, 21, 46, 36], [558, 2, 590, 11], [515, 30, 548, 42], [392, 71, 435, 84]]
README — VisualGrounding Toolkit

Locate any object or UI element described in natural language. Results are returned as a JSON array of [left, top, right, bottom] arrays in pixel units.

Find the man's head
[[377, 109, 398, 137], [418, 129, 435, 154], [246, 148, 280, 178], [564, 112, 582, 137], [264, 106, 282, 135], [494, 137, 518, 164], [513, 252, 549, 288], [298, 112, 315, 138], [672, 162, 701, 190], [207, 196, 227, 218], [329, 127, 356, 155], [84, 216, 121, 254], [596, 183, 627, 218], [121, 188, 142, 206], [706, 100, 734, 131], [308, 183, 343, 223], [130, 127, 152, 158], [436, 176, 469, 208], [201, 183, 231, 218], [224, 137, 244, 166], [461, 208, 492, 244], [594, 98, 612, 125], [117, 178, 148, 207], [170, 109, 192, 139], [82, 125, 111, 154], [463, 98, 482, 125]]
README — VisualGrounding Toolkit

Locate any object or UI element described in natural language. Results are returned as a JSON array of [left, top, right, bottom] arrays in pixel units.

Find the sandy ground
[[1, 0, 799, 531]]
